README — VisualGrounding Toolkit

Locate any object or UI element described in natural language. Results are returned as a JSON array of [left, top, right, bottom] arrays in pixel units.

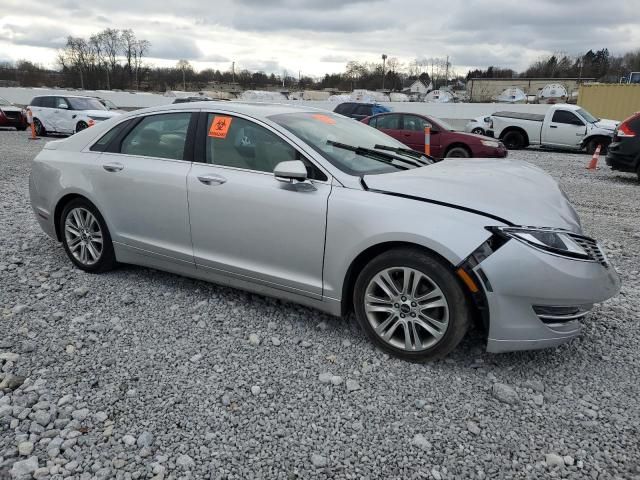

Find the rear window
[[334, 103, 354, 115], [354, 105, 373, 116]]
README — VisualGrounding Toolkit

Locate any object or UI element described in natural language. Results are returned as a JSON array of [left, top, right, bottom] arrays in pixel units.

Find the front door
[[401, 114, 442, 156], [91, 111, 196, 264], [543, 110, 586, 148], [187, 112, 331, 298]]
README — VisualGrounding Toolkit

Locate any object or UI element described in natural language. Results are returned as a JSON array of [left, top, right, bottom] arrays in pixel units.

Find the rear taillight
[[617, 122, 635, 137]]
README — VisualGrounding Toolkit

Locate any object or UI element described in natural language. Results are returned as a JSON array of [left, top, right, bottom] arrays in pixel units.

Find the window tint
[[30, 97, 42, 107], [121, 113, 191, 160], [334, 103, 353, 115], [205, 114, 299, 174], [41, 97, 57, 108], [54, 97, 69, 109], [552, 110, 582, 125], [90, 121, 130, 152], [403, 115, 429, 132], [375, 114, 401, 130], [354, 105, 373, 116]]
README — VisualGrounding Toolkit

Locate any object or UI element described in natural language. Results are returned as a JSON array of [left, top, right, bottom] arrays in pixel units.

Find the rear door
[[91, 111, 196, 265], [400, 114, 437, 154], [543, 110, 586, 148], [187, 111, 331, 297]]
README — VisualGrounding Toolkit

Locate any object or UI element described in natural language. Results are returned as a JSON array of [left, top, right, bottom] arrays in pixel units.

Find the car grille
[[569, 235, 608, 266], [3, 111, 20, 120], [533, 305, 592, 324]]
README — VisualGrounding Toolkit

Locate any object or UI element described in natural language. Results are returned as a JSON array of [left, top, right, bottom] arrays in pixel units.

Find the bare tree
[[89, 33, 109, 89], [132, 39, 150, 90], [121, 29, 136, 88], [176, 59, 192, 91], [59, 36, 92, 89], [101, 28, 122, 89]]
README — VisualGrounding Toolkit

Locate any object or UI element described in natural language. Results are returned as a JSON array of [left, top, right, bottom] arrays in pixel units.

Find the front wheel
[[33, 118, 46, 137], [60, 199, 116, 273], [445, 146, 470, 158], [75, 121, 89, 133], [353, 248, 471, 361], [471, 127, 484, 135], [585, 138, 609, 155]]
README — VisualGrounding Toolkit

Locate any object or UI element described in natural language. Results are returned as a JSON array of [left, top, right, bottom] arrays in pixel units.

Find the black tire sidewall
[[34, 118, 45, 136], [503, 131, 524, 149], [471, 128, 484, 135], [446, 147, 470, 158], [353, 248, 471, 361], [59, 199, 116, 273], [76, 122, 88, 133]]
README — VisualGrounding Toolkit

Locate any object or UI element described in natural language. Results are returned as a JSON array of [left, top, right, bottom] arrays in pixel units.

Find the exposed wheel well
[[583, 135, 611, 148], [499, 127, 529, 147], [341, 241, 459, 317], [444, 143, 471, 157], [53, 194, 89, 241]]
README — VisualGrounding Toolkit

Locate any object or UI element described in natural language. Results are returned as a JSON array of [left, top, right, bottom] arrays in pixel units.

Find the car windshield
[[577, 108, 598, 123], [67, 97, 106, 111], [101, 99, 118, 109], [0, 96, 12, 106], [270, 112, 431, 176]]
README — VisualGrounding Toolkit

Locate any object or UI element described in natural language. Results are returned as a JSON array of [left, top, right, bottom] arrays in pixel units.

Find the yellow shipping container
[[578, 84, 640, 121]]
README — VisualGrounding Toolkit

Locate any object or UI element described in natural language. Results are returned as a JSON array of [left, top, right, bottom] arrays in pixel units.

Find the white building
[[404, 80, 432, 95]]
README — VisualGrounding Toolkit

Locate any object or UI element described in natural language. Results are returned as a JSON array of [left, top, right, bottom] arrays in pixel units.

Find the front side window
[[576, 108, 597, 123], [205, 114, 297, 174], [121, 113, 191, 160], [403, 115, 430, 132], [90, 121, 130, 152], [354, 105, 372, 116], [67, 97, 106, 111], [552, 110, 582, 125]]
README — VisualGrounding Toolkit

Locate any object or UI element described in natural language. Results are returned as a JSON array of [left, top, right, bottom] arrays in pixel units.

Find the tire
[[75, 121, 88, 133], [353, 248, 471, 361], [471, 127, 484, 135], [586, 138, 609, 155], [59, 198, 116, 273], [445, 146, 470, 158], [33, 118, 46, 137], [502, 130, 525, 149]]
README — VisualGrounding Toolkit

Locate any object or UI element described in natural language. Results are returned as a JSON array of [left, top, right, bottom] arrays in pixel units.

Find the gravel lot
[[1, 129, 639, 480]]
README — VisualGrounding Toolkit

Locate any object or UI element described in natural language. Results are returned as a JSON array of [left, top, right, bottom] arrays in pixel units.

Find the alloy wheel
[[64, 207, 103, 266], [364, 267, 450, 351]]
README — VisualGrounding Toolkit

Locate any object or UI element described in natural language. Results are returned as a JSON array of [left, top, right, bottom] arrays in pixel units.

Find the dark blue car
[[333, 102, 391, 121]]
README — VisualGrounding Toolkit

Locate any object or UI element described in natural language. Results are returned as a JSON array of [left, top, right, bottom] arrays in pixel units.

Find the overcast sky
[[1, 0, 639, 77]]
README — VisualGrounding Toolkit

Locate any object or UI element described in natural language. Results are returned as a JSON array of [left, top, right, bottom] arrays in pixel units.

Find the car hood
[[0, 106, 22, 113], [594, 119, 619, 131], [363, 159, 581, 232]]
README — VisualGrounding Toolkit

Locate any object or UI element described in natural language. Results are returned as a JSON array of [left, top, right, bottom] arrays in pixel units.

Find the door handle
[[549, 125, 558, 129], [403, 133, 412, 137], [103, 162, 124, 172], [197, 174, 227, 185]]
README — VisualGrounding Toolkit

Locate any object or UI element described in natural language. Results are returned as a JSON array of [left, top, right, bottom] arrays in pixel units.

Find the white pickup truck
[[487, 104, 619, 153]]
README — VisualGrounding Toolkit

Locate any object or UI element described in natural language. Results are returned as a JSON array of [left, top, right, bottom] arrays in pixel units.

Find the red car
[[0, 96, 28, 131], [362, 112, 507, 159]]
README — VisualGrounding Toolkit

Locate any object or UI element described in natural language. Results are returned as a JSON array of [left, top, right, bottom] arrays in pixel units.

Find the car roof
[[34, 94, 100, 99], [124, 101, 327, 120]]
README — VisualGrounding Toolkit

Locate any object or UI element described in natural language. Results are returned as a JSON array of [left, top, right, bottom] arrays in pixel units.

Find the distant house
[[403, 79, 432, 95]]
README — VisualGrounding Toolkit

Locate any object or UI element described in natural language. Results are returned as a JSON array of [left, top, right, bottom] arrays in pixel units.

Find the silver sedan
[[29, 102, 621, 360]]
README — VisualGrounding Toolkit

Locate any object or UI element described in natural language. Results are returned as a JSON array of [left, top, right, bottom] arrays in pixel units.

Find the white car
[[464, 115, 492, 135], [28, 95, 122, 136]]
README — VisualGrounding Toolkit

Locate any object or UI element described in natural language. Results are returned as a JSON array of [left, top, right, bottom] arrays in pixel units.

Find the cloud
[[0, 23, 69, 49], [199, 53, 230, 63], [146, 36, 202, 61], [320, 54, 351, 63]]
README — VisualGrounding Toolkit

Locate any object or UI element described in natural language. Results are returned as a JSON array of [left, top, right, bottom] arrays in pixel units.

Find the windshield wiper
[[327, 140, 421, 169], [373, 144, 434, 163]]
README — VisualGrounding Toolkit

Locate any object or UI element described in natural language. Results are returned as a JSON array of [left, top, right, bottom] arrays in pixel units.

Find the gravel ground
[[1, 129, 639, 480]]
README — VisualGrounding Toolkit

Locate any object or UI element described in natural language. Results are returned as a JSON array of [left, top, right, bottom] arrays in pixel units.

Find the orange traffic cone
[[586, 144, 601, 170], [27, 108, 39, 141]]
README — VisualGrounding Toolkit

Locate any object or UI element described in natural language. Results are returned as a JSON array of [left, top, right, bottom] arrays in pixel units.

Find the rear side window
[[334, 103, 353, 115], [30, 97, 42, 107], [90, 121, 130, 152], [40, 97, 57, 108], [552, 110, 582, 125], [354, 105, 373, 116], [120, 113, 191, 160]]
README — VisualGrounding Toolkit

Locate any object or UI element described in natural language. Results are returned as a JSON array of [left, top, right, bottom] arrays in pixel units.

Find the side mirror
[[274, 160, 307, 183]]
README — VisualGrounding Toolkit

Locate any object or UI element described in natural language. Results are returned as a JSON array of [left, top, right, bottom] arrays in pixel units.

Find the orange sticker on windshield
[[208, 116, 232, 138], [312, 114, 336, 125]]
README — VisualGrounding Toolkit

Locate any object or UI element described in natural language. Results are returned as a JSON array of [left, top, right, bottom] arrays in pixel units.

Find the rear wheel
[[471, 127, 484, 135], [353, 248, 471, 361], [75, 121, 89, 133], [59, 199, 116, 273], [33, 118, 46, 137], [502, 130, 525, 149], [445, 146, 470, 158]]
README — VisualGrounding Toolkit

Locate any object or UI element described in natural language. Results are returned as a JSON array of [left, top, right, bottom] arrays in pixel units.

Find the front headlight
[[481, 140, 500, 148], [490, 226, 593, 261]]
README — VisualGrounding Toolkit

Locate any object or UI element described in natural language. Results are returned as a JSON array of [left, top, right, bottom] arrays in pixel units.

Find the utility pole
[[232, 61, 235, 83], [445, 55, 449, 89], [381, 54, 387, 90]]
